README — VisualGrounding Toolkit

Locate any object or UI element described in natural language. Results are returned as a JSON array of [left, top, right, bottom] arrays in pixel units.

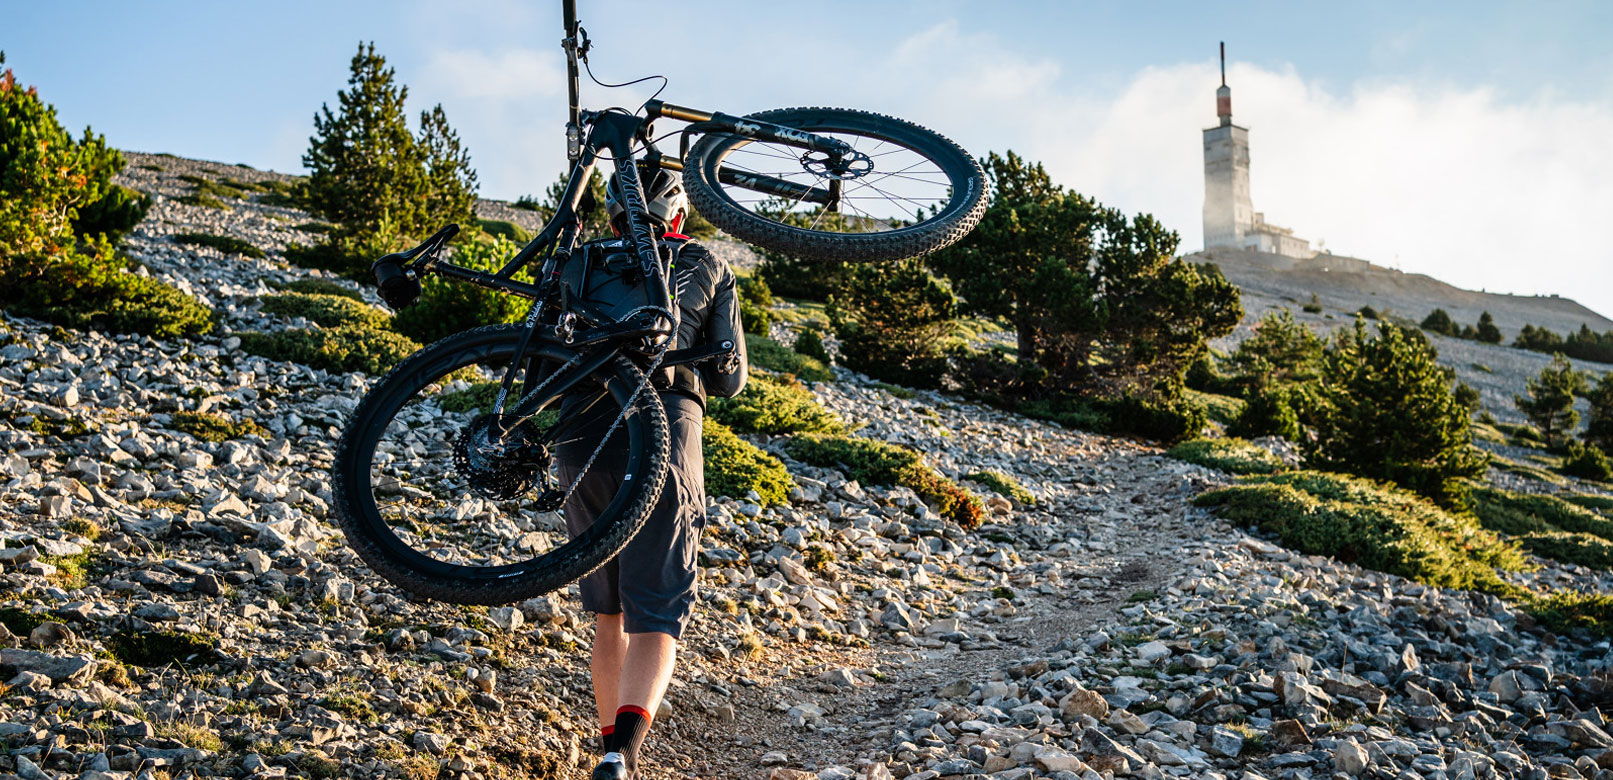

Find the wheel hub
[[802, 149, 873, 180], [452, 414, 549, 501]]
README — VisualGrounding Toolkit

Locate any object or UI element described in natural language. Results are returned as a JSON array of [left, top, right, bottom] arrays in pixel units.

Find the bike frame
[[376, 0, 859, 419]]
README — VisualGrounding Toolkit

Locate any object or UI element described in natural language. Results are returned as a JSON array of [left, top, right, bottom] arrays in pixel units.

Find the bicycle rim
[[333, 325, 670, 603]]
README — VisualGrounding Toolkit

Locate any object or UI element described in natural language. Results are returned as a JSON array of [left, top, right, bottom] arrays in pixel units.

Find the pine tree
[[1420, 308, 1456, 336], [928, 150, 1240, 393], [417, 104, 478, 235], [1230, 309, 1324, 387], [1586, 372, 1613, 451], [1475, 311, 1502, 343], [304, 43, 426, 249], [1305, 321, 1486, 507], [1515, 354, 1587, 449]]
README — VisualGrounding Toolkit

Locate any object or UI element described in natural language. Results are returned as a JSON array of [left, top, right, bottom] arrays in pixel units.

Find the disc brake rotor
[[451, 414, 549, 501], [801, 149, 873, 180]]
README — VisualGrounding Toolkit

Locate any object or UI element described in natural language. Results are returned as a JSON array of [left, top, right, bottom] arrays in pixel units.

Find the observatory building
[[1202, 44, 1315, 259]]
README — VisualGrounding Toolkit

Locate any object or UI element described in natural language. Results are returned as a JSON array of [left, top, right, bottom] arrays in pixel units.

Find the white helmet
[[605, 165, 688, 232]]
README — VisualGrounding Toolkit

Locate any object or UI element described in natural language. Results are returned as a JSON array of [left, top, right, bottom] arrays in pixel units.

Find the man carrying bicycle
[[557, 163, 746, 780]]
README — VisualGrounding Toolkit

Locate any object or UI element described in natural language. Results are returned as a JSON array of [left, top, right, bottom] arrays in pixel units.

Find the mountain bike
[[332, 0, 987, 604]]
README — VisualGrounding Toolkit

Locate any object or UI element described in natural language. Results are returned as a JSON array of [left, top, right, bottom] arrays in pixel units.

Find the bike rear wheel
[[682, 107, 986, 263], [332, 324, 670, 605]]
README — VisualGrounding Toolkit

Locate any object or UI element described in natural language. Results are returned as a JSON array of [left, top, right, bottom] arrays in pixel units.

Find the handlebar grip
[[374, 258, 422, 310]]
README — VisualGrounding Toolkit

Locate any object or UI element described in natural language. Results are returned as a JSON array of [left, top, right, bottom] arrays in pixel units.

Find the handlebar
[[371, 224, 460, 310]]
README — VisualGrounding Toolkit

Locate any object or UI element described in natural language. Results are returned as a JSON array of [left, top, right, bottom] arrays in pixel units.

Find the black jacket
[[569, 235, 747, 406]]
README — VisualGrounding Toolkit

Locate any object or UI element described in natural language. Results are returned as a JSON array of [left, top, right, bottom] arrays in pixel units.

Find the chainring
[[451, 414, 549, 501]]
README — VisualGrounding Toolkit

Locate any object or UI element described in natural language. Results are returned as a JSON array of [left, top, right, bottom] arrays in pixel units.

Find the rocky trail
[[6, 153, 1613, 780]]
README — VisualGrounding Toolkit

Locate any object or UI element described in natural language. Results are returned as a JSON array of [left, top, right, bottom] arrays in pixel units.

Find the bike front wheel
[[332, 325, 670, 605], [682, 106, 986, 263]]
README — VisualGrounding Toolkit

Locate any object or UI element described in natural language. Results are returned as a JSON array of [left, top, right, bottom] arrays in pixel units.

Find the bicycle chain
[[552, 349, 666, 511]]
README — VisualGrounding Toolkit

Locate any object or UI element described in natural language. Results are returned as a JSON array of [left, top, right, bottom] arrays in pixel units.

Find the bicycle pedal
[[531, 489, 567, 512]]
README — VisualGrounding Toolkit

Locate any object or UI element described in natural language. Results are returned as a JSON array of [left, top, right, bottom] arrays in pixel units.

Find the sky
[[12, 1, 1613, 318]]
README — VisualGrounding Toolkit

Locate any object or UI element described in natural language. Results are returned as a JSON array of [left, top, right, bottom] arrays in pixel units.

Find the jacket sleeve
[[701, 262, 748, 399]]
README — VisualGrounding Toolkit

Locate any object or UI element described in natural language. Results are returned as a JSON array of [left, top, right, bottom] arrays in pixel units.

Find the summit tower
[[1201, 43, 1313, 259]]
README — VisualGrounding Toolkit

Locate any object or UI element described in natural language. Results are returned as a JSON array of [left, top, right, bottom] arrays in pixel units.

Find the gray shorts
[[557, 392, 706, 639]]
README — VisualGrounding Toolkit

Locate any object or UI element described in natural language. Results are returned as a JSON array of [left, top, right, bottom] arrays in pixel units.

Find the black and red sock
[[613, 705, 652, 768], [600, 724, 616, 753]]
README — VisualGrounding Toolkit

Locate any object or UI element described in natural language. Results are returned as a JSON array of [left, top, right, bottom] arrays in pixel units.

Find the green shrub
[[738, 275, 775, 335], [870, 381, 918, 400], [106, 629, 221, 668], [1421, 308, 1458, 337], [0, 607, 48, 637], [172, 232, 265, 258], [218, 175, 266, 193], [1357, 305, 1379, 320], [1566, 495, 1613, 514], [255, 177, 294, 194], [259, 292, 390, 329], [1562, 442, 1613, 483], [1530, 590, 1613, 637], [168, 411, 265, 442], [1470, 485, 1613, 540], [784, 433, 984, 528], [1301, 293, 1323, 314], [1185, 388, 1243, 426], [73, 184, 151, 241], [1521, 532, 1613, 569], [746, 333, 832, 383], [178, 174, 245, 198], [391, 236, 527, 344], [793, 328, 832, 365], [477, 218, 531, 244], [276, 278, 363, 301], [295, 221, 338, 235], [283, 241, 366, 275], [964, 469, 1034, 505], [703, 421, 791, 506], [1305, 321, 1485, 507], [178, 192, 229, 210], [1496, 420, 1546, 446], [1, 241, 214, 339], [437, 381, 501, 414], [1167, 438, 1285, 475], [1, 57, 124, 270], [239, 325, 420, 375], [1228, 383, 1301, 441], [1195, 471, 1523, 592], [828, 259, 955, 390], [708, 374, 844, 436], [1022, 393, 1206, 445]]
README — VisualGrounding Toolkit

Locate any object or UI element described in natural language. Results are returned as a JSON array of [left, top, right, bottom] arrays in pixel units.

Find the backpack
[[561, 238, 661, 328]]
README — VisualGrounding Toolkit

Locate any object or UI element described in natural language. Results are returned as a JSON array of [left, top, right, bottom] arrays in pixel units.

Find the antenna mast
[[1220, 41, 1226, 87]]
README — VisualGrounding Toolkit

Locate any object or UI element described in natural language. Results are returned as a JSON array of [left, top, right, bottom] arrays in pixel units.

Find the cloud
[[420, 48, 564, 101], [409, 47, 566, 199], [855, 25, 1613, 318]]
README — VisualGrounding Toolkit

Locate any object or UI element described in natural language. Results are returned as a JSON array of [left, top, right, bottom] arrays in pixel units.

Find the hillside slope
[[1195, 246, 1613, 337], [3, 154, 1613, 780]]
